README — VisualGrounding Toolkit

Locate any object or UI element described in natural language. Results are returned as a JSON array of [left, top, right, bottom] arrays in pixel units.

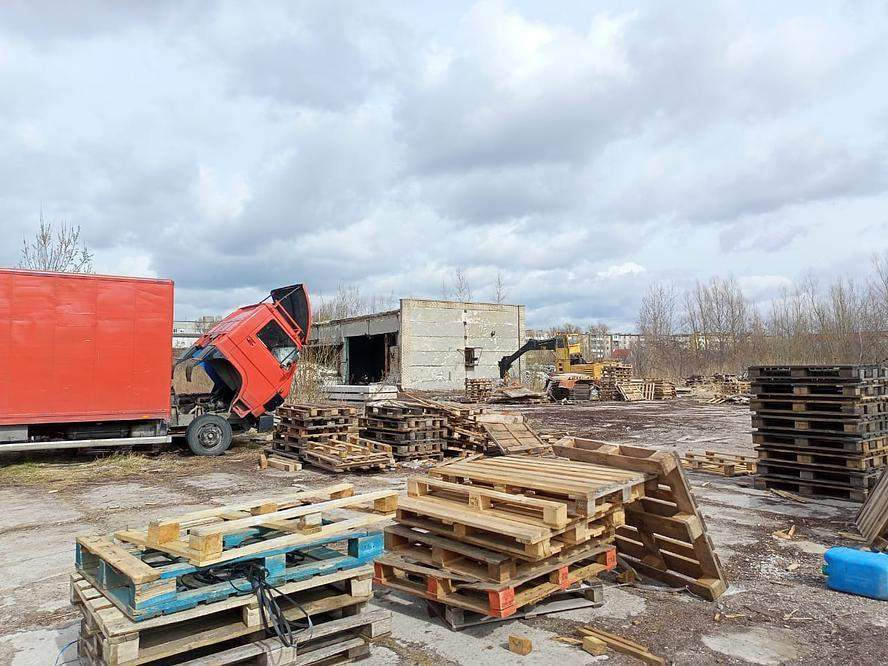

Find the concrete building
[[309, 299, 525, 390]]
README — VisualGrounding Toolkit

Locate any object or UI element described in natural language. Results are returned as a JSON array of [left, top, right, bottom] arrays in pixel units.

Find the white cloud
[[0, 1, 886, 327]]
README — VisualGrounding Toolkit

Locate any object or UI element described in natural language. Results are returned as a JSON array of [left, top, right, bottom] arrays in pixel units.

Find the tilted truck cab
[[174, 284, 311, 455]]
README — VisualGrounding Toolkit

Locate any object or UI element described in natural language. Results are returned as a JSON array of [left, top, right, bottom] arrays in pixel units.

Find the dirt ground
[[0, 398, 885, 665]]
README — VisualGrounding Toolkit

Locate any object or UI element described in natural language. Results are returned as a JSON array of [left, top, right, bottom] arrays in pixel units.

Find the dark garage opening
[[347, 334, 389, 383]]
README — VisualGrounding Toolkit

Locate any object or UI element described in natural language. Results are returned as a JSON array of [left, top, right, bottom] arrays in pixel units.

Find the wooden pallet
[[72, 566, 387, 665], [755, 462, 881, 489], [481, 422, 551, 455], [750, 398, 888, 417], [78, 486, 395, 587], [752, 414, 888, 437], [753, 476, 869, 502], [616, 382, 644, 402], [749, 365, 888, 381], [373, 545, 615, 619], [752, 432, 888, 453], [755, 446, 888, 471], [300, 437, 394, 473], [551, 439, 727, 601], [428, 456, 645, 517], [682, 451, 757, 476], [856, 468, 888, 550], [465, 378, 494, 402]]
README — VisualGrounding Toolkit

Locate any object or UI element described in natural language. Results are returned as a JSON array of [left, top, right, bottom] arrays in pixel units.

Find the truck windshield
[[256, 320, 298, 366]]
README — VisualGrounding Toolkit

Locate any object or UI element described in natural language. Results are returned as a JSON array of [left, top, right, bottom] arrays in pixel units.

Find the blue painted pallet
[[76, 529, 383, 621]]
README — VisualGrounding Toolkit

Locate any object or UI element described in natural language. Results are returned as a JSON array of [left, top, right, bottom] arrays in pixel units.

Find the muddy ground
[[0, 398, 885, 665]]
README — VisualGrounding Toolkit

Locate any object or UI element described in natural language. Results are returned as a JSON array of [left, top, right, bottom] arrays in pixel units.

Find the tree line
[[631, 254, 888, 379]]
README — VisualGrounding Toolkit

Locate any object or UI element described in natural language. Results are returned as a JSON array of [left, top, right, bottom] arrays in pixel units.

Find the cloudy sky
[[2, 1, 887, 329]]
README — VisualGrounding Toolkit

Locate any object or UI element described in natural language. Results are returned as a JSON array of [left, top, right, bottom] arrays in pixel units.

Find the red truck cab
[[175, 284, 311, 455]]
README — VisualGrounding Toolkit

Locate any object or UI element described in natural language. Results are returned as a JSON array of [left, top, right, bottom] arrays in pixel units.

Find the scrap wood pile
[[374, 456, 643, 625], [299, 435, 394, 473], [464, 377, 493, 402], [552, 438, 728, 600], [682, 450, 757, 476], [750, 364, 888, 502], [360, 401, 447, 461], [71, 483, 395, 665], [487, 384, 548, 404], [856, 467, 888, 551]]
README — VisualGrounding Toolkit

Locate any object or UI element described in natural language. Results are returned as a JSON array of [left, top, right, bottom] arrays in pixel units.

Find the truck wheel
[[186, 414, 232, 456]]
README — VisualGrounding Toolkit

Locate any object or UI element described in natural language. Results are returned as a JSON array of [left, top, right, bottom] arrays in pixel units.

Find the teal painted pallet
[[76, 529, 382, 621]]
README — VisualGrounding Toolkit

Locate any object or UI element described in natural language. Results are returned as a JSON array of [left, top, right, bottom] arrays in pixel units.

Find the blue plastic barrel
[[823, 547, 888, 601]]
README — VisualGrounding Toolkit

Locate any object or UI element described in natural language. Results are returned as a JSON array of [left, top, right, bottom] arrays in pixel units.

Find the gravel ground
[[0, 397, 885, 665]]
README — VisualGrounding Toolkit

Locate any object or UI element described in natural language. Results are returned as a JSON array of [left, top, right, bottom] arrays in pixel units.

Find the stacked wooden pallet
[[274, 403, 358, 453], [552, 438, 728, 600], [300, 436, 395, 473], [682, 450, 757, 476], [374, 456, 645, 625], [750, 365, 888, 502], [360, 401, 446, 460], [72, 484, 395, 664], [599, 365, 633, 400], [465, 378, 494, 402]]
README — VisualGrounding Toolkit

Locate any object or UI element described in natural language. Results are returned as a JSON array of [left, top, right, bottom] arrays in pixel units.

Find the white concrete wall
[[400, 299, 525, 390]]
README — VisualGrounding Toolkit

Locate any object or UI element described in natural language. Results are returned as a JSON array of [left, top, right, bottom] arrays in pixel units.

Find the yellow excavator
[[498, 334, 616, 399]]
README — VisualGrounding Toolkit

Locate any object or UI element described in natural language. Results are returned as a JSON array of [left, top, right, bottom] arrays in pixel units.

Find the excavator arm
[[498, 337, 558, 378]]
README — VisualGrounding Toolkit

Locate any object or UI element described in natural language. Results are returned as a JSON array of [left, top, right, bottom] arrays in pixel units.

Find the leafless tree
[[494, 271, 506, 304], [314, 283, 365, 322], [19, 214, 94, 273], [453, 266, 472, 301]]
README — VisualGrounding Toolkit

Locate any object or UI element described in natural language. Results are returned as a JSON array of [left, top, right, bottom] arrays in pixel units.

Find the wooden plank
[[76, 537, 161, 584], [856, 467, 888, 548], [578, 626, 665, 665]]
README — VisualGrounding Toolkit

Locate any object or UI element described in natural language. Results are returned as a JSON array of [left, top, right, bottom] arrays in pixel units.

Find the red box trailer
[[0, 269, 173, 434]]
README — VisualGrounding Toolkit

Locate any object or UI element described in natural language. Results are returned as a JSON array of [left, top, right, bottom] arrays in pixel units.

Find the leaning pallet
[[374, 456, 643, 623], [72, 564, 389, 665], [551, 438, 727, 601], [300, 436, 394, 473], [856, 467, 888, 551], [273, 403, 358, 453], [750, 364, 888, 502], [76, 484, 396, 620]]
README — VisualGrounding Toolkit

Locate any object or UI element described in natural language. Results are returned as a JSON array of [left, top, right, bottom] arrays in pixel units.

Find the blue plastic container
[[823, 547, 888, 601]]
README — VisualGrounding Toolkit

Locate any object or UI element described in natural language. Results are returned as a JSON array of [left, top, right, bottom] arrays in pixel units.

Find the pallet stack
[[652, 379, 677, 400], [374, 456, 645, 626], [750, 365, 888, 502], [682, 450, 757, 476], [465, 378, 494, 402], [299, 435, 395, 473], [360, 401, 446, 461], [274, 403, 358, 454], [599, 365, 633, 401], [72, 484, 395, 665]]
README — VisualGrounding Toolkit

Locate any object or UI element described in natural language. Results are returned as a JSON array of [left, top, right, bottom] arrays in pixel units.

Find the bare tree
[[453, 266, 472, 301], [494, 271, 506, 304], [441, 277, 452, 301], [314, 283, 366, 322], [19, 213, 94, 273]]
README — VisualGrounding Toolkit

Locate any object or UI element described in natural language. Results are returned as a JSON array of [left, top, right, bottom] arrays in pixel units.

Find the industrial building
[[309, 298, 525, 390]]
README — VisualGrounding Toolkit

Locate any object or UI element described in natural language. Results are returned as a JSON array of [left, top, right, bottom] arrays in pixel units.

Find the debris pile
[[750, 364, 888, 502], [71, 484, 395, 664]]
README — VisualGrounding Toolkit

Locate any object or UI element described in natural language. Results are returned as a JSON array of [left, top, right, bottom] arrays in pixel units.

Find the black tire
[[186, 414, 232, 456]]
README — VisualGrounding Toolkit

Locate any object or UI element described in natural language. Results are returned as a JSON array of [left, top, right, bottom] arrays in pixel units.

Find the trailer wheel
[[186, 414, 232, 456]]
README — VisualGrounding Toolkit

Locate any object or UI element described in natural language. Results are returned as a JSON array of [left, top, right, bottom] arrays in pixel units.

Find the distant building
[[172, 316, 221, 349], [309, 299, 525, 390]]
